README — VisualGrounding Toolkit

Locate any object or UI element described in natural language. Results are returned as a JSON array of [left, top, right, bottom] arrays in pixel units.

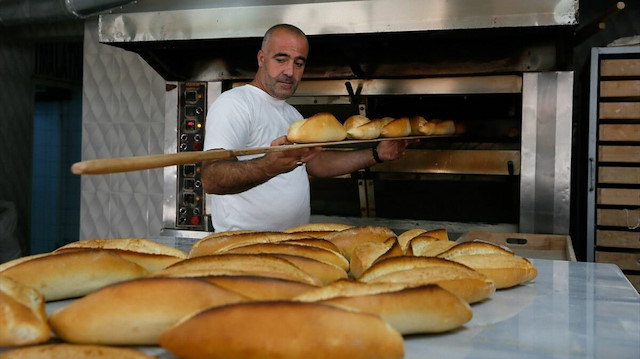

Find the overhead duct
[[0, 0, 135, 26]]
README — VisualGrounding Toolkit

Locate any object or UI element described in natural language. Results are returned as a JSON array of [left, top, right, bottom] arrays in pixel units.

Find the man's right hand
[[261, 136, 322, 176]]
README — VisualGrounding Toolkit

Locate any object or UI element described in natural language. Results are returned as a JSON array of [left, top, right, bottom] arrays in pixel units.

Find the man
[[201, 24, 412, 232]]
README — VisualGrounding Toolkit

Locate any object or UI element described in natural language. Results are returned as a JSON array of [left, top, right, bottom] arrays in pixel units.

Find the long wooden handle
[[70, 142, 333, 175], [70, 136, 437, 175]]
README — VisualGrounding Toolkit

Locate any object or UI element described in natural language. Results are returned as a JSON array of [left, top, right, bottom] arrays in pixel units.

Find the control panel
[[176, 82, 207, 230]]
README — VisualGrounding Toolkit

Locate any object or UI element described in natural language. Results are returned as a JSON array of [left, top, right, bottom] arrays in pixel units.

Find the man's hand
[[262, 136, 322, 176], [375, 138, 419, 162]]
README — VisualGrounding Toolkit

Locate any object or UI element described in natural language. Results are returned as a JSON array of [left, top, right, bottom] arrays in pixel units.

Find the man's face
[[256, 30, 308, 100]]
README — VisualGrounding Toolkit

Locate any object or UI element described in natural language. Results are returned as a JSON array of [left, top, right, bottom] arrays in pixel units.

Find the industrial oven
[[97, 0, 578, 237]]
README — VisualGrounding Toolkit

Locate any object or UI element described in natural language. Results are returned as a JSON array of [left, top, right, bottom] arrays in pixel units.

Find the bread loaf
[[437, 241, 513, 259], [202, 275, 318, 300], [0, 254, 49, 273], [49, 277, 247, 345], [344, 115, 384, 139], [190, 231, 310, 257], [158, 301, 405, 359], [54, 237, 187, 258], [420, 119, 456, 135], [397, 228, 427, 253], [271, 254, 347, 285], [409, 116, 428, 135], [155, 253, 323, 286], [283, 222, 353, 233], [410, 238, 457, 257], [324, 226, 397, 260], [201, 229, 258, 238], [295, 280, 472, 334], [359, 256, 476, 282], [281, 238, 343, 253], [0, 275, 50, 347], [380, 117, 411, 137], [446, 254, 538, 289], [420, 228, 450, 241], [222, 242, 349, 271], [287, 113, 347, 143], [349, 238, 401, 279], [0, 250, 148, 301], [359, 257, 495, 303], [280, 230, 334, 238], [0, 344, 155, 359], [53, 238, 187, 273]]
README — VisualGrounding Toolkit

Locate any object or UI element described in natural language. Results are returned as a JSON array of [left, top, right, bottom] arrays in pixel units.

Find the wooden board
[[600, 80, 640, 97], [601, 59, 640, 76], [599, 124, 640, 141], [597, 230, 640, 249], [597, 188, 640, 206], [597, 209, 640, 228], [456, 231, 576, 261], [598, 167, 640, 184], [599, 102, 640, 120], [598, 145, 640, 163], [596, 250, 640, 271]]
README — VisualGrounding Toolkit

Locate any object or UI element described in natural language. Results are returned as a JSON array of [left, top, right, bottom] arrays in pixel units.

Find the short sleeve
[[203, 92, 251, 151]]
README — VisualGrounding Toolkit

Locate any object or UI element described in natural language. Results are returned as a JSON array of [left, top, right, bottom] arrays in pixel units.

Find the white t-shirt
[[203, 84, 310, 232]]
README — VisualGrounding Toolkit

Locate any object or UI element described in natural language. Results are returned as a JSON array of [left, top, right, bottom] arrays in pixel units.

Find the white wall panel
[[80, 18, 165, 239]]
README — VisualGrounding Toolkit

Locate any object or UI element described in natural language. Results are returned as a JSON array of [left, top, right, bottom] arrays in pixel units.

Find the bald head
[[262, 24, 307, 50]]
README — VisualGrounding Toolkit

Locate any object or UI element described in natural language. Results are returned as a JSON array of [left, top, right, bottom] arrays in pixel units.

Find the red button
[[190, 216, 201, 225], [193, 142, 203, 151]]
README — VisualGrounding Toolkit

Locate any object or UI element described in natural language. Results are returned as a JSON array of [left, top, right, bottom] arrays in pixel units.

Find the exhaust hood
[[0, 0, 135, 26], [98, 0, 579, 81]]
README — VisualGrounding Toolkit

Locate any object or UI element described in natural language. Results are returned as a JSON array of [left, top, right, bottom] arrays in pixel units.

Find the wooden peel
[[70, 136, 439, 175]]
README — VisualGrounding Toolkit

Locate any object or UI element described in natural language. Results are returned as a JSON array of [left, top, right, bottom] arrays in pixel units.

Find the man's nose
[[283, 61, 294, 76]]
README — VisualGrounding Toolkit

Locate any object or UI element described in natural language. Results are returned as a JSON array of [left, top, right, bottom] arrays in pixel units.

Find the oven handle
[[588, 157, 595, 192]]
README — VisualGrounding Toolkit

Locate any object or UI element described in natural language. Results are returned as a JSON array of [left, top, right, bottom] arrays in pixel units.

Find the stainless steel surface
[[96, 0, 577, 81], [99, 0, 578, 42], [371, 150, 521, 176], [162, 82, 178, 231], [286, 76, 523, 96], [520, 72, 573, 234], [0, 0, 134, 25]]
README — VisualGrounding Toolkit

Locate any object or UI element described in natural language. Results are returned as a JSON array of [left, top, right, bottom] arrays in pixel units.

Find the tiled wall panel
[[80, 19, 165, 240]]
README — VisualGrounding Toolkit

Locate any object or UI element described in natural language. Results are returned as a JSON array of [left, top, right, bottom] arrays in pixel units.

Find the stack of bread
[[287, 112, 457, 143], [0, 224, 537, 359]]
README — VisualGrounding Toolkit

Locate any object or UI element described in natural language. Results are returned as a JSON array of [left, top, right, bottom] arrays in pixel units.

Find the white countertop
[[41, 254, 639, 359], [403, 259, 640, 359]]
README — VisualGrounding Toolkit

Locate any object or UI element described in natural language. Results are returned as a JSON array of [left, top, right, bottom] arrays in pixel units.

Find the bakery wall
[[78, 18, 165, 240], [0, 20, 84, 258], [0, 32, 34, 258]]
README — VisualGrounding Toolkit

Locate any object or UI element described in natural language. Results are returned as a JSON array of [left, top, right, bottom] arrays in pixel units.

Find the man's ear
[[257, 49, 264, 67]]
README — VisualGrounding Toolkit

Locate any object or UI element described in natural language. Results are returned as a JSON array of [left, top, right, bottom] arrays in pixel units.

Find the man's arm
[[201, 136, 321, 194], [305, 139, 415, 178]]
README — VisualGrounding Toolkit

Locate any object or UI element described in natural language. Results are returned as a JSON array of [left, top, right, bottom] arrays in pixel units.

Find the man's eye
[[295, 62, 305, 68]]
